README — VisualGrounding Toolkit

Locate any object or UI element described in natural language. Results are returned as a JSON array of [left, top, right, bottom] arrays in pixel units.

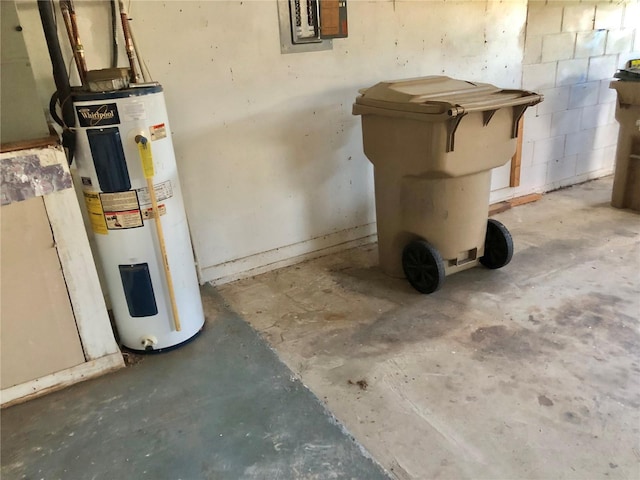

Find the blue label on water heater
[[76, 103, 120, 127]]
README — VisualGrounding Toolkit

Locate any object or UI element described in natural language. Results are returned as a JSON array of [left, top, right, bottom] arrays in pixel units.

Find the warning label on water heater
[[149, 123, 167, 141], [121, 101, 146, 122], [83, 191, 108, 235], [136, 180, 173, 207], [100, 191, 143, 230], [142, 204, 167, 220], [104, 210, 144, 230]]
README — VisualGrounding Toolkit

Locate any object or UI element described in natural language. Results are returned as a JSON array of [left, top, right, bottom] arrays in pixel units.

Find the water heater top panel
[[72, 83, 163, 103]]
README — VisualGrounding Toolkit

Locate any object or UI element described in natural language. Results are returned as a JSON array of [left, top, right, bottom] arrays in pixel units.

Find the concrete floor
[[217, 177, 640, 480], [2, 177, 639, 480], [1, 296, 387, 479]]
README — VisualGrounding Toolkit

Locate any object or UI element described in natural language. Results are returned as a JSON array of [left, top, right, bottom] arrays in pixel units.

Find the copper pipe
[[69, 10, 87, 73], [128, 21, 151, 82], [60, 0, 87, 84], [119, 0, 141, 83]]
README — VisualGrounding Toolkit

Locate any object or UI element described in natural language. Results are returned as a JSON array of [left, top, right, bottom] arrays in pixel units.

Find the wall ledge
[[203, 223, 377, 285]]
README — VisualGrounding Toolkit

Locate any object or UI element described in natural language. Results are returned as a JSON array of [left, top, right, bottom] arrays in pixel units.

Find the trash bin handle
[[449, 93, 542, 115], [510, 104, 529, 139]]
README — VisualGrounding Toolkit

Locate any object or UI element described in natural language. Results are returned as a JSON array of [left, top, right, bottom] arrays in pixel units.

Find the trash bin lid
[[354, 76, 542, 117]]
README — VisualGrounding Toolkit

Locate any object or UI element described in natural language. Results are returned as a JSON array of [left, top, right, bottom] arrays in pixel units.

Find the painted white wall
[[17, 0, 529, 284]]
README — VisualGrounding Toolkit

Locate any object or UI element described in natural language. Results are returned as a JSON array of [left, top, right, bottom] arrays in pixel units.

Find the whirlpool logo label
[[76, 103, 120, 127]]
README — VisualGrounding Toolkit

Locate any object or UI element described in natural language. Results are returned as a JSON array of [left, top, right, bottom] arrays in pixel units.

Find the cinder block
[[556, 58, 589, 86], [523, 63, 557, 90], [575, 30, 607, 59], [546, 154, 578, 184], [602, 145, 617, 171], [581, 102, 615, 130], [551, 109, 582, 136], [517, 161, 548, 191], [605, 29, 634, 55], [533, 135, 566, 164], [523, 35, 543, 65], [521, 139, 535, 167], [527, 4, 564, 36], [523, 111, 552, 142], [623, 3, 640, 29], [594, 4, 623, 31], [537, 86, 571, 115], [587, 55, 618, 82], [576, 145, 616, 175], [568, 81, 600, 109], [593, 122, 619, 149], [562, 4, 595, 32], [565, 129, 595, 156], [607, 101, 616, 124], [542, 33, 576, 62], [599, 79, 618, 104], [576, 149, 599, 176]]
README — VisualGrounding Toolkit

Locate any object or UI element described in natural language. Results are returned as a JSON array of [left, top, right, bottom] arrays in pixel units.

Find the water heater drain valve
[[141, 336, 158, 351]]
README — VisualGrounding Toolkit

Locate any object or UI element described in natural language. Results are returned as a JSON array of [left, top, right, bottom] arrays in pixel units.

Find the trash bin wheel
[[402, 240, 446, 294], [480, 219, 513, 269]]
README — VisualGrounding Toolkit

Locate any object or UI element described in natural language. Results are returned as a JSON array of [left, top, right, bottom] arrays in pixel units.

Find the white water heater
[[72, 84, 204, 351]]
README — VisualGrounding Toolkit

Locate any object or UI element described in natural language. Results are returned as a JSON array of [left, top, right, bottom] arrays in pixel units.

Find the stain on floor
[[218, 178, 640, 480]]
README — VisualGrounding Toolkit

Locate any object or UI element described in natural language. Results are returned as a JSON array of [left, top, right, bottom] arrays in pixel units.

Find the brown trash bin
[[610, 75, 640, 212], [352, 76, 542, 293]]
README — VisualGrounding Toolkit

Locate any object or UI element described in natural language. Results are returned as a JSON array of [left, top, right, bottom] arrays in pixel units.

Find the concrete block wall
[[519, 1, 639, 193]]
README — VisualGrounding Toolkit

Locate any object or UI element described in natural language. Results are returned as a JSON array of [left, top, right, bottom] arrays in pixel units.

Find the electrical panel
[[289, 0, 347, 44]]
